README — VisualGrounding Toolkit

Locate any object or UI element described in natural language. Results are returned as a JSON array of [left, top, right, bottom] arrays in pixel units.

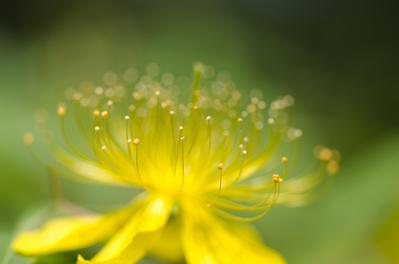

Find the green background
[[1, 0, 398, 263]]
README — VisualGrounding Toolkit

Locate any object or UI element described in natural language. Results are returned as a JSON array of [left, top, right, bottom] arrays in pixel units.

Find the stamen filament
[[179, 130, 185, 190], [133, 138, 146, 188], [217, 162, 223, 193]]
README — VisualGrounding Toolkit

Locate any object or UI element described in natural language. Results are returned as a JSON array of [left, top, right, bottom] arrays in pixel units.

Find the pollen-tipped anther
[[268, 118, 275, 125], [281, 156, 288, 164], [318, 147, 333, 161], [57, 105, 66, 117], [272, 174, 283, 183], [23, 133, 35, 145], [101, 111, 109, 118]]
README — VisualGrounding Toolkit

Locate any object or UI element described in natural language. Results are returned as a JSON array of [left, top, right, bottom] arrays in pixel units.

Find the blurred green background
[[1, 0, 398, 263]]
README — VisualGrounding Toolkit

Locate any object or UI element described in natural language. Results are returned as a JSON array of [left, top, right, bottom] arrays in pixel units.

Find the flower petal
[[79, 194, 173, 263], [181, 203, 286, 264], [13, 205, 136, 256], [149, 215, 184, 262]]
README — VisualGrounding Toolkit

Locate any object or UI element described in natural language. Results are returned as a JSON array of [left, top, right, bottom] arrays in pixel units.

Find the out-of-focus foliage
[[375, 207, 399, 263], [1, 1, 398, 263], [262, 135, 399, 264]]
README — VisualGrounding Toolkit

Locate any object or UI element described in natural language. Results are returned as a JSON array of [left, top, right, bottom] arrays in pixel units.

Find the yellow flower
[[13, 63, 340, 263]]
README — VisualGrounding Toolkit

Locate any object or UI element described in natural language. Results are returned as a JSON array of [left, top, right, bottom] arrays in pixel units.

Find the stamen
[[92, 126, 101, 152], [281, 156, 288, 179], [57, 105, 66, 117], [169, 111, 177, 165], [179, 127, 185, 190], [209, 174, 282, 222], [107, 100, 113, 108], [206, 116, 212, 153], [101, 111, 109, 118], [217, 162, 224, 193], [93, 109, 100, 117], [272, 173, 283, 184], [125, 115, 132, 157], [267, 117, 274, 125], [326, 160, 339, 175], [133, 138, 145, 187], [233, 149, 247, 184], [23, 132, 35, 145]]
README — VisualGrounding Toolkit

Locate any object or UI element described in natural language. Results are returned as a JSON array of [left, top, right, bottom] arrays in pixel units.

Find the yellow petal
[[80, 194, 173, 264], [181, 203, 286, 264], [149, 215, 184, 262], [13, 204, 136, 256]]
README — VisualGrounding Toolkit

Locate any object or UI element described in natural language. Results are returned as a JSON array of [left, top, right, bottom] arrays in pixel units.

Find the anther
[[95, 87, 104, 95], [281, 156, 288, 164], [326, 160, 339, 175], [169, 110, 175, 115], [242, 149, 248, 155], [94, 126, 100, 132], [287, 128, 303, 140], [107, 100, 113, 107], [124, 115, 130, 120], [155, 90, 161, 96], [127, 138, 132, 144], [101, 145, 107, 151], [57, 105, 66, 116], [272, 174, 283, 183], [133, 138, 140, 145], [268, 118, 275, 125], [318, 147, 333, 161], [206, 115, 212, 121], [93, 109, 100, 117], [217, 162, 224, 170], [101, 111, 109, 118], [23, 133, 35, 145], [237, 117, 243, 123]]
